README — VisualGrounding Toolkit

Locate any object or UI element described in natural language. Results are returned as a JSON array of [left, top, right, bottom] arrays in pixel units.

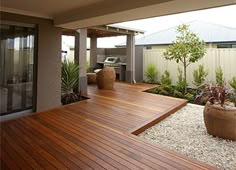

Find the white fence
[[143, 49, 236, 87]]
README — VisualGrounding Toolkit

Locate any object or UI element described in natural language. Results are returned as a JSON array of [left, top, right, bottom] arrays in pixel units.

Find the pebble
[[138, 104, 236, 170]]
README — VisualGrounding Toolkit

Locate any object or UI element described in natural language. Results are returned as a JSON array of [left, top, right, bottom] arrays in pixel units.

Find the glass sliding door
[[0, 22, 36, 116]]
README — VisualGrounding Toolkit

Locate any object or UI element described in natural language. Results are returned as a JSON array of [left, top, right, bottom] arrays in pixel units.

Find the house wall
[[146, 43, 217, 50], [37, 22, 62, 112], [149, 45, 169, 49], [208, 43, 217, 48], [65, 49, 90, 63], [105, 48, 127, 63], [96, 48, 106, 56], [1, 12, 62, 112], [105, 48, 126, 56]]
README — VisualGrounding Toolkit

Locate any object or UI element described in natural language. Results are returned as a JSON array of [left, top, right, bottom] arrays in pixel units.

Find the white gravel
[[138, 104, 236, 170]]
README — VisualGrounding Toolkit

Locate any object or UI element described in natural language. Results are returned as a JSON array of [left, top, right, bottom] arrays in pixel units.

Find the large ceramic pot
[[203, 102, 236, 141], [96, 67, 116, 90]]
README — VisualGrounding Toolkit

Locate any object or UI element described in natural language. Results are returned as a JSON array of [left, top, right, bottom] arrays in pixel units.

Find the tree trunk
[[183, 58, 187, 94]]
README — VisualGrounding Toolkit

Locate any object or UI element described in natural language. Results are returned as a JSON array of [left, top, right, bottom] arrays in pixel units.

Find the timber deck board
[[0, 82, 217, 169]]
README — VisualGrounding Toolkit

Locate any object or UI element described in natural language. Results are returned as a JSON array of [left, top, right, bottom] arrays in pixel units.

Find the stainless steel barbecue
[[103, 56, 121, 75], [104, 57, 120, 68], [97, 56, 126, 81]]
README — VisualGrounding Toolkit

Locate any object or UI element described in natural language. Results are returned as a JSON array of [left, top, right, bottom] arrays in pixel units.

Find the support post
[[126, 34, 135, 83], [74, 29, 87, 95], [90, 36, 97, 72]]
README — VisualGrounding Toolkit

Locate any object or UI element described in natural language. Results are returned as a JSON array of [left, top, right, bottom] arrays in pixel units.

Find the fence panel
[[143, 48, 236, 87]]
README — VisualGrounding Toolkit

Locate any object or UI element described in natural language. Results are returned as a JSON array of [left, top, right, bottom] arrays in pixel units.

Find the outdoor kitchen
[[96, 55, 127, 81], [62, 25, 144, 92]]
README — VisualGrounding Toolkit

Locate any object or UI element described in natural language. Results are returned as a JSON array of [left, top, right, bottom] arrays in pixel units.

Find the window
[[146, 46, 152, 49], [217, 44, 233, 48]]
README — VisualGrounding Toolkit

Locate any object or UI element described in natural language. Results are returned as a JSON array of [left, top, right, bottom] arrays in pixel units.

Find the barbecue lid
[[104, 57, 120, 64]]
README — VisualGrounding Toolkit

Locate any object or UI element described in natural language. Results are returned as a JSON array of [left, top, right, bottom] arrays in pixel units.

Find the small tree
[[176, 67, 188, 94], [164, 24, 206, 93]]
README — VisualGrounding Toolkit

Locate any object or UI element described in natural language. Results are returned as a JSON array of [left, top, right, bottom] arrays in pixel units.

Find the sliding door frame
[[0, 20, 38, 115]]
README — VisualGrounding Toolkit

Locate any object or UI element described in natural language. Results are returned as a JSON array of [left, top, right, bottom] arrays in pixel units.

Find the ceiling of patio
[[1, 0, 236, 29], [63, 25, 144, 38]]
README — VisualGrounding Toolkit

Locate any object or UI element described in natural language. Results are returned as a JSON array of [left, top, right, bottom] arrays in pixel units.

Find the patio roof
[[63, 25, 144, 38], [1, 0, 235, 29]]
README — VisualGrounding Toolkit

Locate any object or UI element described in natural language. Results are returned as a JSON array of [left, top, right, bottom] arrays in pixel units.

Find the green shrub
[[173, 89, 183, 98], [176, 67, 188, 94], [86, 61, 90, 72], [200, 96, 209, 105], [145, 64, 158, 84], [229, 77, 236, 91], [149, 85, 174, 96], [161, 85, 174, 94], [149, 88, 160, 94], [192, 65, 208, 87], [160, 70, 172, 85], [228, 91, 236, 107], [159, 89, 169, 96], [61, 60, 80, 105], [184, 93, 195, 102], [215, 67, 224, 86]]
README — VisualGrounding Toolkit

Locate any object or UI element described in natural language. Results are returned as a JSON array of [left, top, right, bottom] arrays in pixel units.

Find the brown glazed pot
[[203, 102, 236, 141]]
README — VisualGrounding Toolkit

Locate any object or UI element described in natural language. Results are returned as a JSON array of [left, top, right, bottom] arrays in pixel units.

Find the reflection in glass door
[[0, 23, 36, 116]]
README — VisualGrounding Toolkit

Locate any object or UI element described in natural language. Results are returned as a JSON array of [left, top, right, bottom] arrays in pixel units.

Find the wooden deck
[[0, 82, 217, 169]]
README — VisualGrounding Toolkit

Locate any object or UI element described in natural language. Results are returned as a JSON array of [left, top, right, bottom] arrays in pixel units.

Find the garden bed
[[61, 95, 90, 105], [138, 104, 236, 170], [146, 85, 201, 104]]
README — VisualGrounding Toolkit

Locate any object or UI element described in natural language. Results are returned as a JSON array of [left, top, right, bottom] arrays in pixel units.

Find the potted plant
[[196, 84, 236, 140]]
